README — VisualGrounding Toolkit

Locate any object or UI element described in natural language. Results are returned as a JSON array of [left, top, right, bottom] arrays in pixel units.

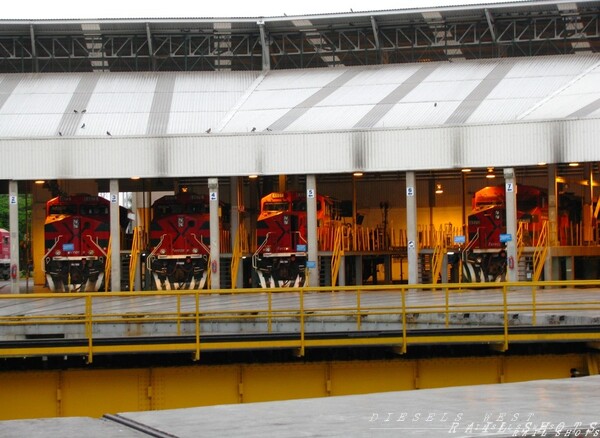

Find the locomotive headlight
[[55, 250, 61, 256], [88, 250, 95, 255], [160, 249, 166, 255], [192, 248, 199, 254], [265, 246, 271, 253]]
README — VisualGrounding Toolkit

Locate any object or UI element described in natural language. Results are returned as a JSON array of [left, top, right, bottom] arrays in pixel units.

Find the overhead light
[[249, 175, 258, 179], [130, 176, 140, 180], [180, 186, 189, 193], [353, 172, 363, 177], [461, 168, 471, 173], [537, 162, 547, 166], [486, 167, 495, 179], [435, 183, 443, 194], [34, 180, 45, 185], [569, 162, 580, 167]]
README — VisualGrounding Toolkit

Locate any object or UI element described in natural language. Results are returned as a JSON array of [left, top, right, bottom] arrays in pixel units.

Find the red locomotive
[[43, 194, 113, 291], [253, 191, 340, 287], [146, 191, 225, 290], [468, 184, 548, 249], [0, 228, 9, 280]]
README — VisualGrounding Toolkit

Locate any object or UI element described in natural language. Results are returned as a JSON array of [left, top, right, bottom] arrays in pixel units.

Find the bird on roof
[[82, 109, 86, 113], [73, 109, 78, 113], [81, 123, 85, 128], [106, 131, 111, 136], [205, 128, 211, 133], [251, 127, 256, 132], [58, 132, 63, 136]]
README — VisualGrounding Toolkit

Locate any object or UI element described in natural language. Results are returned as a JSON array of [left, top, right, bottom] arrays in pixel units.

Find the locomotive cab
[[43, 195, 111, 291], [253, 191, 338, 288], [146, 192, 215, 290]]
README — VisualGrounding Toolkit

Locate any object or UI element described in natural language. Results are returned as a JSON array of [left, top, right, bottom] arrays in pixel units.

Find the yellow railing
[[128, 227, 144, 292], [430, 240, 445, 285], [104, 236, 112, 292], [532, 221, 549, 282], [230, 226, 244, 289], [517, 222, 525, 261], [1, 280, 600, 362], [331, 225, 344, 286]]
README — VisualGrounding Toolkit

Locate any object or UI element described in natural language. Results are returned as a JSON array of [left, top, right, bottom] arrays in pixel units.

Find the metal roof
[[1, 1, 600, 181], [3, 53, 599, 138]]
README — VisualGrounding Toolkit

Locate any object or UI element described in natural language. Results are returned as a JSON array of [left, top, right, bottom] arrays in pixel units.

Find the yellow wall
[[0, 354, 593, 420]]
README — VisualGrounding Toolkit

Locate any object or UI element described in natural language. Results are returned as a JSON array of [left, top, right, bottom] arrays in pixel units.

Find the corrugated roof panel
[[424, 60, 498, 82], [170, 92, 242, 112], [402, 80, 482, 103], [256, 68, 347, 90], [316, 84, 404, 107], [558, 71, 600, 96], [524, 93, 600, 120], [74, 113, 151, 136], [220, 109, 289, 133], [504, 54, 600, 78], [173, 71, 260, 92], [92, 73, 158, 93], [168, 112, 227, 135], [487, 76, 578, 99], [240, 88, 321, 110], [377, 101, 462, 128], [285, 106, 374, 131], [8, 74, 80, 94], [85, 92, 155, 114], [467, 99, 540, 124], [0, 93, 72, 114], [0, 114, 63, 137], [343, 64, 421, 86]]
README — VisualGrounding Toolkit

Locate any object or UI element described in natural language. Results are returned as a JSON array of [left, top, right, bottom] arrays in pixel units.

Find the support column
[[258, 21, 270, 71], [338, 256, 346, 286], [109, 179, 121, 292], [209, 178, 220, 289], [546, 164, 558, 280], [306, 175, 319, 287], [129, 190, 141, 291], [230, 177, 243, 288], [504, 168, 518, 282], [406, 172, 419, 285], [9, 181, 20, 293]]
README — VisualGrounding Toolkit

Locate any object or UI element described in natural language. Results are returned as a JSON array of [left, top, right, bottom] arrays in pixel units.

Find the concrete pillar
[[355, 255, 363, 286], [306, 175, 319, 287], [406, 172, 419, 285], [338, 256, 346, 286], [504, 168, 518, 282], [9, 181, 20, 293], [208, 178, 220, 289], [109, 179, 121, 292], [545, 164, 558, 281], [230, 176, 244, 288]]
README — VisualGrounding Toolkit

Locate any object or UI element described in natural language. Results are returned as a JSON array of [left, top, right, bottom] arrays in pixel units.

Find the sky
[[4, 0, 517, 20]]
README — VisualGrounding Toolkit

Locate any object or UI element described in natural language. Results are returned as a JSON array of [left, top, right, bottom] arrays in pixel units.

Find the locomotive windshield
[[292, 200, 306, 211], [264, 202, 289, 212], [80, 205, 109, 216], [49, 204, 77, 215]]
